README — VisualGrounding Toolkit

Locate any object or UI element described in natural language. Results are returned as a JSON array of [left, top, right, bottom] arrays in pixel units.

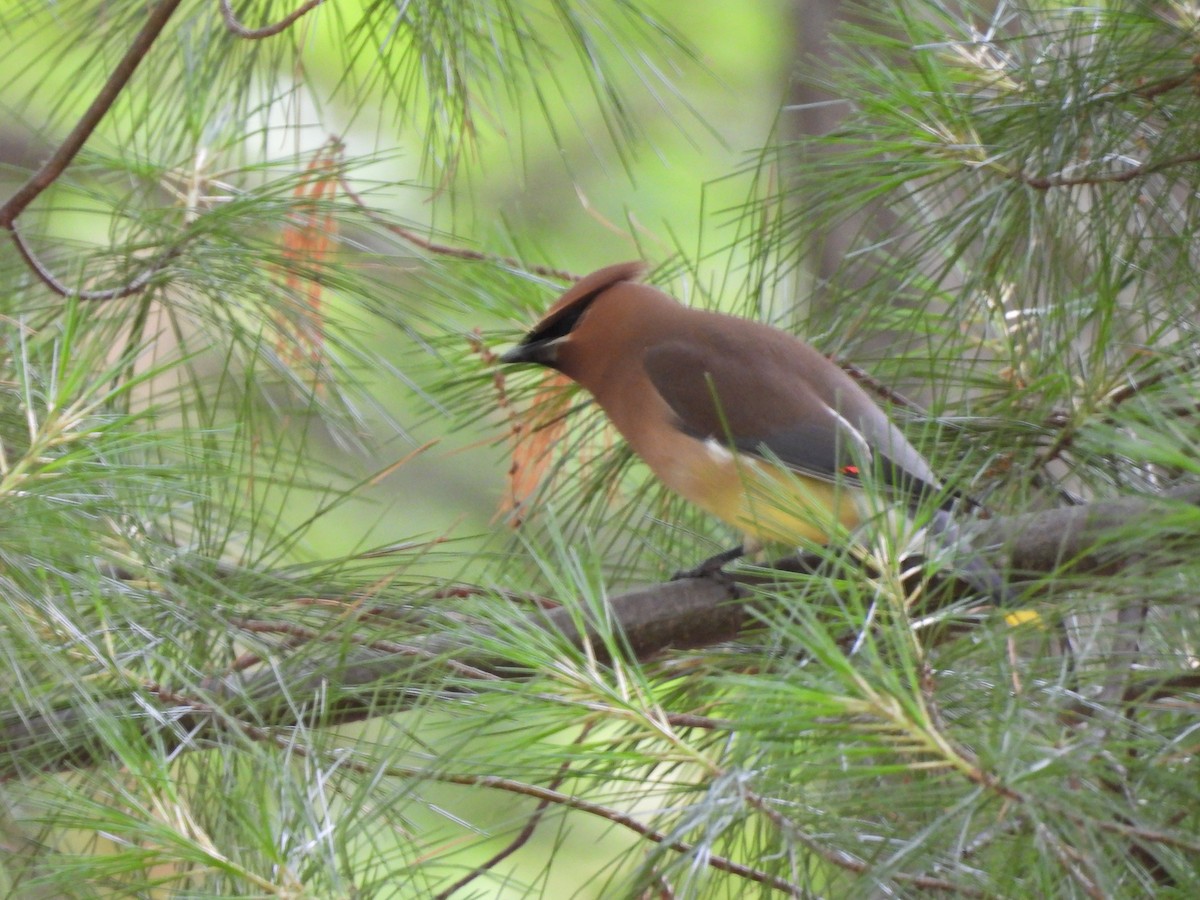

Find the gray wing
[[642, 337, 951, 510]]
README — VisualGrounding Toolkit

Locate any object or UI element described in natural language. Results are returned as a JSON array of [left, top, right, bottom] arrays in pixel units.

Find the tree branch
[[1014, 150, 1200, 191], [432, 723, 593, 900], [3, 486, 1198, 780], [981, 484, 1200, 575], [0, 0, 184, 229], [220, 0, 329, 40], [9, 225, 183, 301]]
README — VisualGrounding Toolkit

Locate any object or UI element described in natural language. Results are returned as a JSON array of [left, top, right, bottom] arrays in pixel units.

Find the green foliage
[[2, 1, 1200, 897]]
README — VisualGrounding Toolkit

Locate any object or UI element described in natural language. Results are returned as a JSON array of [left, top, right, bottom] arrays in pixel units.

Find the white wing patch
[[704, 437, 734, 463], [827, 409, 873, 462]]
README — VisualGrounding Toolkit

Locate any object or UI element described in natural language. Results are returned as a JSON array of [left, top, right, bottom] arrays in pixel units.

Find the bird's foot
[[672, 546, 745, 581]]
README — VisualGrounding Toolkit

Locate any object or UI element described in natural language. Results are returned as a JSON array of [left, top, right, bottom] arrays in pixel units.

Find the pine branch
[[0, 0, 184, 228], [220, 0, 329, 40], [5, 484, 1198, 781]]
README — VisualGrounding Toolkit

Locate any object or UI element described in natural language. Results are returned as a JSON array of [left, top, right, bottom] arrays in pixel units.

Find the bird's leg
[[672, 545, 745, 580]]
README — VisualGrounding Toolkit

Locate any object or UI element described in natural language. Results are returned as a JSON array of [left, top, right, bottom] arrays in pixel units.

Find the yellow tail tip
[[1004, 609, 1043, 628]]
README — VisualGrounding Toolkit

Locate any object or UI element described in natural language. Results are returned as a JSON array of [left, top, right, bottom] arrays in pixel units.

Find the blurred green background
[[0, 0, 794, 572], [0, 7, 794, 890]]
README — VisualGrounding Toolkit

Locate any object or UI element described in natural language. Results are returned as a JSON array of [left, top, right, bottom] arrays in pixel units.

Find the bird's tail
[[928, 509, 1014, 607]]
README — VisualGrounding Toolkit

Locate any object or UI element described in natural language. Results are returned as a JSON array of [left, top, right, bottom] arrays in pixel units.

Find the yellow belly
[[636, 431, 862, 547], [695, 454, 862, 546]]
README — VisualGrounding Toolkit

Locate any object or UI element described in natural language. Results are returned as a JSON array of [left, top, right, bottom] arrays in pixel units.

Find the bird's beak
[[499, 337, 561, 366]]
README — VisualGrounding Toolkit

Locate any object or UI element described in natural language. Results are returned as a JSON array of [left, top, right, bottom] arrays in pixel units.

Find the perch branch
[[3, 486, 1199, 783]]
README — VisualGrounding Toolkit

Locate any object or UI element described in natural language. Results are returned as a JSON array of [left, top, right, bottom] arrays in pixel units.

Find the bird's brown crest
[[541, 261, 647, 318], [519, 261, 647, 344]]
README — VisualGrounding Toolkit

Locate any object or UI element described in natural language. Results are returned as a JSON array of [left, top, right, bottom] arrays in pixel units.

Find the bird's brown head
[[499, 262, 655, 377]]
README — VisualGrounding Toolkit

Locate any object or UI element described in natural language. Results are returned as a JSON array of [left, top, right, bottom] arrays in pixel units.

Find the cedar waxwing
[[500, 262, 1010, 603]]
